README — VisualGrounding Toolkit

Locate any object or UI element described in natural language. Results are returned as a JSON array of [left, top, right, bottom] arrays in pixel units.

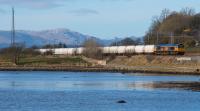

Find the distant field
[[18, 56, 89, 66], [0, 55, 90, 66]]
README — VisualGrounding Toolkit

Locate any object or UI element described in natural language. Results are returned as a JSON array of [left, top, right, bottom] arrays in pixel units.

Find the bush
[[82, 38, 103, 59], [0, 44, 24, 64]]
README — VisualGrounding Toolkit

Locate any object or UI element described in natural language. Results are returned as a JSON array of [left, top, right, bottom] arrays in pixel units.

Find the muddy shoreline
[[0, 66, 199, 75]]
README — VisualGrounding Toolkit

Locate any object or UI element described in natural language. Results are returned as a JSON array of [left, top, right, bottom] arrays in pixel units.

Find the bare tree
[[144, 8, 196, 46], [110, 38, 138, 46], [0, 43, 25, 65], [180, 7, 195, 16], [83, 38, 103, 59], [159, 9, 171, 22]]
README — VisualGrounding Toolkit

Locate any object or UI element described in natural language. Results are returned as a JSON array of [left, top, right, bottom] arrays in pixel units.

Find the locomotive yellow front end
[[155, 44, 185, 55], [177, 44, 185, 55]]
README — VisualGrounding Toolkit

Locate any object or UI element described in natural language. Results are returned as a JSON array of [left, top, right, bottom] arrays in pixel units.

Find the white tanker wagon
[[38, 45, 156, 55]]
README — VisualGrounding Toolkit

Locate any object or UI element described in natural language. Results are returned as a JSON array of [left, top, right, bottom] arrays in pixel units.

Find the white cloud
[[0, 0, 134, 9], [0, 0, 64, 9], [69, 9, 99, 16]]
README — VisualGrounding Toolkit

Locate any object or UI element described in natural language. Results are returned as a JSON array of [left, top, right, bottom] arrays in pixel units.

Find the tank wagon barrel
[[38, 44, 184, 55]]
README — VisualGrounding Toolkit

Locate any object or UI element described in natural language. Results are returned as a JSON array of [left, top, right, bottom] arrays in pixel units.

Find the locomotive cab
[[177, 44, 185, 55], [155, 44, 185, 55]]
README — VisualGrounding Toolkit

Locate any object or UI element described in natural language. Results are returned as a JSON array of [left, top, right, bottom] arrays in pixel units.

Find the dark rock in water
[[117, 100, 127, 103], [63, 77, 69, 78], [122, 72, 126, 74]]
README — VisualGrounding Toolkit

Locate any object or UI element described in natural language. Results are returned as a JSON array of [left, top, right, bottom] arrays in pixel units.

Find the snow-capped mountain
[[0, 28, 113, 48]]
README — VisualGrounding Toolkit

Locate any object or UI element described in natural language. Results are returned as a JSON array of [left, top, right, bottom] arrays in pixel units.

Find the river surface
[[0, 71, 200, 111]]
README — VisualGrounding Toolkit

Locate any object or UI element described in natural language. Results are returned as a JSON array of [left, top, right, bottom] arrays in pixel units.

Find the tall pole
[[170, 32, 174, 44], [115, 37, 117, 46], [11, 7, 15, 46], [11, 7, 17, 64], [156, 32, 159, 45], [148, 33, 150, 45]]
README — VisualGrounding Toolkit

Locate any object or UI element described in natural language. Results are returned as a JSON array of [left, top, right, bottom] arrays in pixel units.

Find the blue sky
[[0, 0, 200, 39]]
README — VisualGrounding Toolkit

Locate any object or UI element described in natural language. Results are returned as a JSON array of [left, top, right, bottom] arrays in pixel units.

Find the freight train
[[38, 44, 185, 55]]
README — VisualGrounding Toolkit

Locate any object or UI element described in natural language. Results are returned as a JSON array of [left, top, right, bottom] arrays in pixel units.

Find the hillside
[[0, 28, 114, 48], [144, 8, 200, 48]]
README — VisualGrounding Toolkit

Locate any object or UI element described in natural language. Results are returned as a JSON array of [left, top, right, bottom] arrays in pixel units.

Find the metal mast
[[11, 7, 15, 46], [170, 32, 174, 44]]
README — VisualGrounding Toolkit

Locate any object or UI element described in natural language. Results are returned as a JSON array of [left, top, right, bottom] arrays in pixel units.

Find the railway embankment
[[106, 55, 200, 74], [0, 55, 199, 75]]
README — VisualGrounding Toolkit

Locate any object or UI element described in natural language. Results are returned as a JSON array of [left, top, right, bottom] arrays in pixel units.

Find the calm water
[[0, 71, 200, 111]]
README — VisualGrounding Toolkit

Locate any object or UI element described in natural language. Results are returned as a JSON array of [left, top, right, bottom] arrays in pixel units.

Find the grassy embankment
[[0, 53, 199, 74], [0, 55, 91, 67]]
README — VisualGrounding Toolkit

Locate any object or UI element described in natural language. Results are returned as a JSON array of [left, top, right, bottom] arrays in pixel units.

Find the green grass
[[17, 56, 89, 65]]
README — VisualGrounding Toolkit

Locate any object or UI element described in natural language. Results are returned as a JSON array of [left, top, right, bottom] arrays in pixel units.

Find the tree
[[159, 9, 171, 22], [22, 47, 40, 57], [111, 37, 140, 46], [158, 12, 193, 34], [144, 8, 199, 47], [82, 38, 103, 59], [42, 44, 54, 49], [190, 14, 200, 42], [42, 43, 67, 48], [0, 43, 25, 64], [180, 7, 195, 16]]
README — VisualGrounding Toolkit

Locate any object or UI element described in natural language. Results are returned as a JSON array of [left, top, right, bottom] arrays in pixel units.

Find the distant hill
[[0, 28, 114, 48]]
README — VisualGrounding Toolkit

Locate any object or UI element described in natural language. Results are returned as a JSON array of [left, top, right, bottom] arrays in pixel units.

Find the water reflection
[[0, 80, 200, 92], [0, 80, 149, 91], [0, 72, 200, 92], [141, 81, 200, 92], [1, 72, 200, 111]]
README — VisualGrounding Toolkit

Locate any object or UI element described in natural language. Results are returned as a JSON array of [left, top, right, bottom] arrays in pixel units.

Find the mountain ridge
[[0, 28, 115, 48]]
